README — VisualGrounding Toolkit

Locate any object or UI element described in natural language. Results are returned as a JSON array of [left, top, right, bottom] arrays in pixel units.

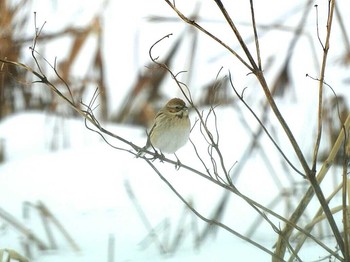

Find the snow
[[0, 112, 278, 261], [0, 108, 341, 261]]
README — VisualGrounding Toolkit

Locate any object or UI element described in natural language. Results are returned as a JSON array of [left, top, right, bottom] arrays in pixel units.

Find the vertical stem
[[311, 0, 336, 171], [213, 0, 258, 70], [343, 128, 350, 259], [249, 0, 262, 70], [343, 174, 349, 260]]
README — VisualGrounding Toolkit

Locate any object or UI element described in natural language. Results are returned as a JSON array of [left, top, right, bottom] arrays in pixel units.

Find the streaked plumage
[[145, 98, 190, 154]]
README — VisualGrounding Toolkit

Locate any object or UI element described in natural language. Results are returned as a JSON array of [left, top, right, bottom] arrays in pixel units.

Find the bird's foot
[[151, 150, 165, 162], [174, 153, 181, 170]]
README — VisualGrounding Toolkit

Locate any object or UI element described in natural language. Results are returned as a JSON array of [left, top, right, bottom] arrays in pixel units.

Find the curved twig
[[228, 72, 305, 178]]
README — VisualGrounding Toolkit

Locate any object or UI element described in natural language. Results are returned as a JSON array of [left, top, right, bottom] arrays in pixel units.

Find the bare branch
[[249, 0, 262, 70]]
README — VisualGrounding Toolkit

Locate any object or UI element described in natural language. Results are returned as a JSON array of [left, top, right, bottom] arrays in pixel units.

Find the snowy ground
[[0, 111, 279, 261], [0, 109, 342, 261]]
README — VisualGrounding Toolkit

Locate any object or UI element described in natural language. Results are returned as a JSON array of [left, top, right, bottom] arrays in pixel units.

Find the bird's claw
[[150, 150, 165, 162], [174, 154, 181, 170]]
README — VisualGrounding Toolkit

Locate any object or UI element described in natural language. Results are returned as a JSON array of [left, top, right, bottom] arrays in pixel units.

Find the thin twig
[[314, 5, 326, 51], [228, 72, 305, 178], [249, 0, 262, 70]]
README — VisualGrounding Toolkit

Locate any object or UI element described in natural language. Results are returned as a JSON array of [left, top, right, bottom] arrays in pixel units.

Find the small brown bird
[[140, 98, 191, 155]]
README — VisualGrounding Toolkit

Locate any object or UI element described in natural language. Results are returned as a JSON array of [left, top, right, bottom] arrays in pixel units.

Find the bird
[[138, 98, 191, 159]]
